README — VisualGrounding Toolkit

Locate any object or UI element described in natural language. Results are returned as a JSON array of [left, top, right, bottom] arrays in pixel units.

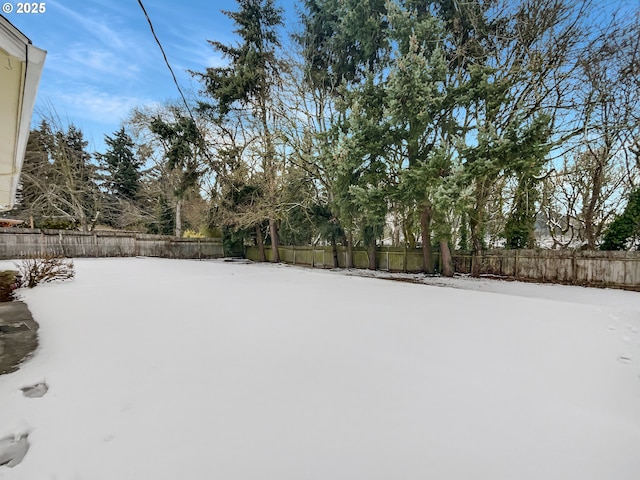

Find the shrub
[[0, 271, 19, 302], [15, 255, 75, 289], [39, 218, 78, 230], [183, 229, 205, 239]]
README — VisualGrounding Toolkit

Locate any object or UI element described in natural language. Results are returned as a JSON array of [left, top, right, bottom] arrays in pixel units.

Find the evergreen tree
[[501, 114, 553, 249], [148, 195, 175, 236], [149, 112, 204, 237], [386, 0, 450, 273], [600, 189, 640, 250], [299, 0, 391, 269], [98, 127, 142, 201], [440, 0, 579, 273], [54, 125, 102, 230], [332, 77, 390, 270], [195, 0, 285, 262], [14, 121, 101, 230]]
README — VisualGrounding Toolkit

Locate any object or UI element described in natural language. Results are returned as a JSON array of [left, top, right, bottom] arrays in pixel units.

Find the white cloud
[[48, 0, 128, 50], [54, 87, 151, 125], [45, 45, 143, 82], [166, 27, 230, 71]]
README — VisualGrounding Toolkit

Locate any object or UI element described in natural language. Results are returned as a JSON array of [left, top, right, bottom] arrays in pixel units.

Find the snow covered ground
[[1, 257, 639, 479]]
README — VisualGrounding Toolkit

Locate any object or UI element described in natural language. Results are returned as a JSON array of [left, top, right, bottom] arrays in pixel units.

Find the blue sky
[[5, 0, 299, 153]]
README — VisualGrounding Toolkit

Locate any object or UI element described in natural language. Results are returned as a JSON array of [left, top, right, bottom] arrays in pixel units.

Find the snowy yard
[[1, 257, 639, 480]]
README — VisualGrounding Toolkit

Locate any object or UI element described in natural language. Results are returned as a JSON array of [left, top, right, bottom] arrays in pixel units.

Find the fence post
[[58, 232, 65, 257]]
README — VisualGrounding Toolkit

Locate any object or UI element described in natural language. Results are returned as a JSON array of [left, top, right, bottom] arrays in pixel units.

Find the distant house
[[0, 14, 46, 211]]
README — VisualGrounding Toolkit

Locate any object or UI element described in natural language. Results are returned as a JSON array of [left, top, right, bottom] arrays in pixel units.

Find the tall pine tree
[[149, 112, 204, 237], [195, 0, 285, 262], [98, 127, 142, 201]]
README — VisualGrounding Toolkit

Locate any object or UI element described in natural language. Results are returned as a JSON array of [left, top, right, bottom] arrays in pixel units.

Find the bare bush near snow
[[16, 255, 75, 289]]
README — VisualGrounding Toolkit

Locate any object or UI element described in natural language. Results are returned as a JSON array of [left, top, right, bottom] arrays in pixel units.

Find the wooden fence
[[246, 245, 438, 273], [246, 245, 640, 291], [0, 228, 224, 260], [2, 230, 637, 290], [454, 249, 640, 290]]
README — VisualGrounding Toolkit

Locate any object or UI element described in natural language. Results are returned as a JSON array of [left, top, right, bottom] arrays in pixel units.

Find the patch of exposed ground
[[0, 301, 38, 375]]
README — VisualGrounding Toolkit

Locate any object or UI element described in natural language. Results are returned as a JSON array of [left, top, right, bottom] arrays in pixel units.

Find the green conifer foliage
[[98, 127, 142, 201], [600, 189, 640, 250], [18, 122, 101, 230], [149, 115, 202, 200], [199, 0, 283, 116], [147, 195, 175, 236]]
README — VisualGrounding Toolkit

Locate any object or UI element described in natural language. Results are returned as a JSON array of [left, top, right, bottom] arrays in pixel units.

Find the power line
[[136, 0, 193, 118]]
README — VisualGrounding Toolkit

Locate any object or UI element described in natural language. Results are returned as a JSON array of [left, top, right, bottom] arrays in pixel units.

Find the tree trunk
[[89, 210, 100, 232], [470, 186, 487, 277], [470, 219, 483, 278], [256, 224, 266, 262], [269, 217, 280, 263], [78, 210, 88, 232], [584, 158, 605, 249], [403, 222, 416, 249], [420, 206, 434, 273], [367, 236, 377, 270], [331, 235, 339, 268], [346, 230, 354, 268], [439, 239, 454, 277], [392, 214, 400, 247], [175, 198, 182, 237]]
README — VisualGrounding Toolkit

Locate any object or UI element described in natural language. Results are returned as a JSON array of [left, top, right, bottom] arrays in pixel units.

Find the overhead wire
[[136, 0, 194, 119]]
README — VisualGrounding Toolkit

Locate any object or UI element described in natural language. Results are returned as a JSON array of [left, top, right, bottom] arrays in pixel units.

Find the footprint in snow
[[21, 382, 48, 398], [0, 434, 29, 468], [618, 355, 632, 365]]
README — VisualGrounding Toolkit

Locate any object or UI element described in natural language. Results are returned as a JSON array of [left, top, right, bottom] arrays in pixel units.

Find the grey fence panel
[[0, 228, 223, 261], [463, 249, 640, 290]]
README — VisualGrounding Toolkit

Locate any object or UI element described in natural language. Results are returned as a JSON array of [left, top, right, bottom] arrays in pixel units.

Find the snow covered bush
[[15, 255, 75, 289]]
